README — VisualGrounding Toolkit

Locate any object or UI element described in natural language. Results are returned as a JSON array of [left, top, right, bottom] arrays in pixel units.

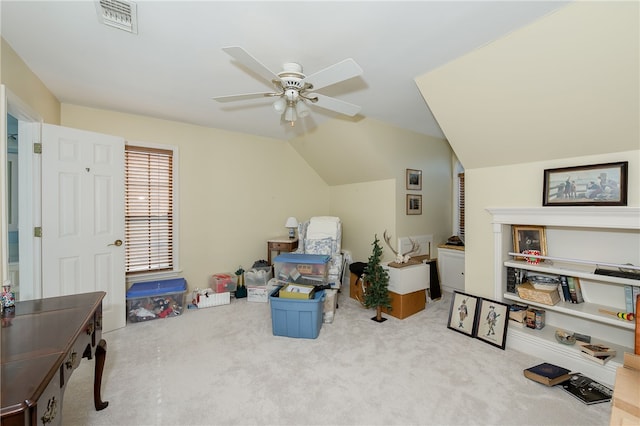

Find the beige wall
[[329, 179, 396, 262], [0, 39, 60, 124], [292, 118, 454, 261], [60, 104, 331, 290], [416, 1, 639, 169]]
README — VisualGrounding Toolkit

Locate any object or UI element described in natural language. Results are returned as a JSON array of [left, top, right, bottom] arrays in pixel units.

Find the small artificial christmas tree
[[364, 235, 391, 322]]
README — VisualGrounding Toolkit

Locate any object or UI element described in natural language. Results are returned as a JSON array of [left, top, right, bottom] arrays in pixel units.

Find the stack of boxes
[[270, 253, 330, 339]]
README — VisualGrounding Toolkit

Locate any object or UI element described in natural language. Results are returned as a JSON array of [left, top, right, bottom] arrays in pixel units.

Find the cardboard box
[[611, 353, 640, 425], [247, 281, 278, 303], [279, 283, 316, 300], [382, 289, 426, 319], [517, 282, 560, 306], [384, 262, 429, 295]]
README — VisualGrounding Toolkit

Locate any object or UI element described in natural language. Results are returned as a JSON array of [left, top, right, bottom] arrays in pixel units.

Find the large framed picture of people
[[542, 161, 628, 206]]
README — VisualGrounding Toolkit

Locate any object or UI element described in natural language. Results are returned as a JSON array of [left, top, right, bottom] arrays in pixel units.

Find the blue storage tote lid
[[273, 253, 330, 264], [127, 278, 187, 299]]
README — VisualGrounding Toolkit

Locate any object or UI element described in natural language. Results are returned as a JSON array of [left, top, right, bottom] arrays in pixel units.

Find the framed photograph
[[474, 298, 509, 350], [543, 161, 628, 206], [406, 168, 422, 190], [406, 194, 422, 215], [447, 291, 479, 337], [512, 225, 547, 260]]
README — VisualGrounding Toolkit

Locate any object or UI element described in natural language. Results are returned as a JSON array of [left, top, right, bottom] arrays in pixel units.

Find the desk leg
[[94, 339, 109, 411]]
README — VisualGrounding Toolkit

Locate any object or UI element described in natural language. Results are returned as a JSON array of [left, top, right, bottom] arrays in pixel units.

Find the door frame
[[1, 85, 43, 300]]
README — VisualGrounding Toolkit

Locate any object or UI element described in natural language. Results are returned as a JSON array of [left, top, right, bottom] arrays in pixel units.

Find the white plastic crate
[[193, 289, 230, 308]]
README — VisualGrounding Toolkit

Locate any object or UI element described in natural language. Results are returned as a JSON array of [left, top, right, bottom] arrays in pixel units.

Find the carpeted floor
[[62, 291, 611, 425]]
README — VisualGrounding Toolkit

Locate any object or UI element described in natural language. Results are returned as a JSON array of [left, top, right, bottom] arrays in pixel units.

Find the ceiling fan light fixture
[[296, 100, 310, 118], [284, 105, 297, 125], [273, 97, 286, 114]]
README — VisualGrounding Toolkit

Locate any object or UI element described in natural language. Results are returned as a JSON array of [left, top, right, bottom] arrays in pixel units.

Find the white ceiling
[[1, 1, 569, 141]]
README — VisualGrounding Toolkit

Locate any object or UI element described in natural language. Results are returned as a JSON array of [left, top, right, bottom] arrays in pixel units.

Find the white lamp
[[285, 217, 299, 239]]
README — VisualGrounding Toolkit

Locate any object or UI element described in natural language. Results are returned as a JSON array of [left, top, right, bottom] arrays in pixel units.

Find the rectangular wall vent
[[95, 0, 138, 34]]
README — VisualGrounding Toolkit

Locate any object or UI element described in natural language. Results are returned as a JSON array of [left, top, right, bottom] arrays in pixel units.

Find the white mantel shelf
[[486, 206, 640, 229]]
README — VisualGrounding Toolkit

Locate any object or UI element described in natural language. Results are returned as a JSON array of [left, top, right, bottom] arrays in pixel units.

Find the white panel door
[[42, 124, 125, 332]]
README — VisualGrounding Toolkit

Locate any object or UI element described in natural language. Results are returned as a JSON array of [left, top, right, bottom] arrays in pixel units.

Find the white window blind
[[125, 145, 174, 274], [458, 172, 465, 240]]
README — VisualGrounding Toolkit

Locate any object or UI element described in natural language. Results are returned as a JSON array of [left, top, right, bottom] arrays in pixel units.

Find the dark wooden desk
[[1, 292, 109, 425]]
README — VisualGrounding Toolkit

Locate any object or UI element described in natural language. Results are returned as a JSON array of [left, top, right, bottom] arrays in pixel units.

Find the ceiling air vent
[[95, 0, 138, 34]]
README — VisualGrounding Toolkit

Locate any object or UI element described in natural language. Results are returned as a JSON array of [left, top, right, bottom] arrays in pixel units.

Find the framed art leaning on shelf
[[474, 298, 509, 350], [447, 291, 479, 337], [512, 225, 547, 260]]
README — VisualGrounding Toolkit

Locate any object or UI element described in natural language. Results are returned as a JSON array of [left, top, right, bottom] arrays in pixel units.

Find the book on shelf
[[559, 276, 571, 302], [625, 285, 639, 314], [559, 373, 613, 405], [523, 362, 572, 386], [580, 351, 615, 365], [566, 277, 584, 304], [578, 342, 616, 357], [569, 277, 584, 303]]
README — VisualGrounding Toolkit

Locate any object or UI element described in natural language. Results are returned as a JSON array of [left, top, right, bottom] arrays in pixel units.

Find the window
[[457, 172, 465, 241], [125, 145, 175, 275]]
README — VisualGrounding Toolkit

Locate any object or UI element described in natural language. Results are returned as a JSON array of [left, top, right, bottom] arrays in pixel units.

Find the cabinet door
[[438, 249, 465, 292]]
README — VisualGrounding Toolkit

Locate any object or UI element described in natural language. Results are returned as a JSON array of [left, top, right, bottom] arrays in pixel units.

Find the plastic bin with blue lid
[[269, 286, 325, 339], [126, 278, 187, 323], [273, 253, 330, 286]]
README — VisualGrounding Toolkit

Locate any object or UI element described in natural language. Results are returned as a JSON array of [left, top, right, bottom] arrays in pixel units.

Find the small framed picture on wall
[[406, 194, 422, 215], [406, 169, 422, 190]]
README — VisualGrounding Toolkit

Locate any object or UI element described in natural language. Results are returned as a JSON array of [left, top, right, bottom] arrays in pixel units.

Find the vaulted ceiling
[[0, 1, 569, 142]]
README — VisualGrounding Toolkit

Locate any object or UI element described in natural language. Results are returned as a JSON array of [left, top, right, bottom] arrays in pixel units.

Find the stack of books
[[524, 362, 613, 405], [579, 342, 616, 365]]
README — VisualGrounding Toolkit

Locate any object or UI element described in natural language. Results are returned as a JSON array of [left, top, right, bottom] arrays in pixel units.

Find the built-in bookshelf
[[487, 207, 639, 386]]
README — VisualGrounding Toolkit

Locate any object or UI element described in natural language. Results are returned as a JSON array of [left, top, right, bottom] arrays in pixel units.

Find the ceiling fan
[[212, 46, 363, 127]]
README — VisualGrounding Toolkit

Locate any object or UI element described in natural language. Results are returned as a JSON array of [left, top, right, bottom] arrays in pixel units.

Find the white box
[[195, 290, 230, 308], [247, 281, 279, 303], [383, 262, 429, 295]]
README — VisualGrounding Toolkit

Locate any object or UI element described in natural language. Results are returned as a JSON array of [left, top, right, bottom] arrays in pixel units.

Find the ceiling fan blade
[[309, 93, 361, 117], [222, 46, 280, 84], [302, 58, 363, 91], [212, 92, 276, 103]]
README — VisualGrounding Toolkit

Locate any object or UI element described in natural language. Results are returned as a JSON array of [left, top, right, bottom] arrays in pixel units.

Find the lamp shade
[[285, 217, 298, 228]]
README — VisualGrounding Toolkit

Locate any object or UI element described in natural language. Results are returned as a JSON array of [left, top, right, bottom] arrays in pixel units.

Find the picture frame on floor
[[474, 298, 509, 350], [447, 291, 479, 337]]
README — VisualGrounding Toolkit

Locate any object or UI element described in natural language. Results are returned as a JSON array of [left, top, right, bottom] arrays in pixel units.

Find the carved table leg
[[94, 339, 109, 411]]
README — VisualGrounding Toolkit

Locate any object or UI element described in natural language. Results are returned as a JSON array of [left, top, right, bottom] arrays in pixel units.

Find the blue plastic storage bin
[[126, 278, 187, 323], [269, 286, 325, 339]]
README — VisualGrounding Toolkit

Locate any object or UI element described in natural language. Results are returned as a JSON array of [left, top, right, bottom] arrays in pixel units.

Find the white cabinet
[[487, 206, 640, 386], [437, 246, 465, 293]]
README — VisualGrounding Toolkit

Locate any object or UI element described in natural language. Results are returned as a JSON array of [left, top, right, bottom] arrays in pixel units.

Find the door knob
[[108, 239, 123, 247]]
